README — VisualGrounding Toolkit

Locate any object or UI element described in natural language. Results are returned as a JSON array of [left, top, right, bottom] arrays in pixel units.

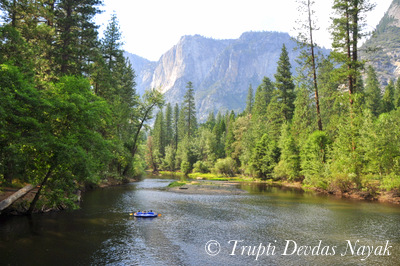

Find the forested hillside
[[0, 1, 162, 213], [148, 0, 400, 197]]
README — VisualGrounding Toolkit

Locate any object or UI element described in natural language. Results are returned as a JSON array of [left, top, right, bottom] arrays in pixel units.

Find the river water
[[1, 176, 399, 265]]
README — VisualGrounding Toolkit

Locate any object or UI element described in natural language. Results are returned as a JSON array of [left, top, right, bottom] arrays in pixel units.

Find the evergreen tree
[[330, 0, 374, 105], [317, 56, 343, 136], [291, 84, 314, 145], [173, 103, 180, 149], [395, 78, 400, 109], [301, 130, 330, 187], [245, 84, 254, 115], [205, 110, 216, 130], [181, 81, 197, 138], [266, 90, 285, 141], [274, 44, 296, 121], [252, 77, 274, 121], [165, 103, 173, 146], [101, 13, 123, 71], [153, 110, 165, 157], [382, 80, 395, 113], [364, 65, 382, 116], [295, 0, 323, 130], [55, 0, 102, 76], [250, 133, 280, 179], [274, 122, 300, 180]]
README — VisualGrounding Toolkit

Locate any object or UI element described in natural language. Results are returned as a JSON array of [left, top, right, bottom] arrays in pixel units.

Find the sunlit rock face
[[127, 31, 328, 121], [361, 0, 400, 85]]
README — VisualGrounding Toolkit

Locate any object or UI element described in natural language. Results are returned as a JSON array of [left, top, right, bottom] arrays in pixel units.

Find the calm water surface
[[1, 175, 399, 265]]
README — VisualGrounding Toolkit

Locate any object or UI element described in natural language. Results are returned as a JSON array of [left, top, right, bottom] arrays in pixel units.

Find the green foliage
[[180, 161, 191, 176], [250, 134, 280, 179], [274, 44, 296, 121], [359, 109, 400, 176], [395, 78, 400, 108], [180, 81, 197, 139], [274, 123, 300, 180], [364, 65, 382, 116], [162, 145, 176, 171], [380, 174, 400, 191], [382, 80, 395, 113], [213, 157, 237, 177], [252, 77, 273, 120], [245, 84, 254, 114], [301, 131, 330, 187], [144, 0, 400, 197], [193, 161, 209, 174]]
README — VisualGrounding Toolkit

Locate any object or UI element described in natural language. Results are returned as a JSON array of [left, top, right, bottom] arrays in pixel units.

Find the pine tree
[[205, 110, 216, 130], [330, 0, 374, 153], [245, 84, 254, 115], [394, 78, 400, 109], [364, 65, 382, 116], [250, 133, 280, 179], [275, 44, 296, 121], [165, 103, 173, 146], [291, 84, 314, 145], [317, 56, 343, 135], [101, 13, 123, 71], [252, 77, 274, 121], [173, 103, 180, 149], [181, 81, 197, 138], [382, 80, 395, 113], [55, 0, 102, 76], [331, 0, 374, 105], [153, 110, 165, 157], [295, 0, 323, 130], [274, 122, 300, 180]]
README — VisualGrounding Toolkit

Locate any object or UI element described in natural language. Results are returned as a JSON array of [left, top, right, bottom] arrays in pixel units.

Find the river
[[1, 175, 399, 265]]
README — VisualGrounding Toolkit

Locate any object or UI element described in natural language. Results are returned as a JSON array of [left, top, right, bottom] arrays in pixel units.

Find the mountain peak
[[361, 0, 400, 84], [131, 30, 320, 121], [376, 0, 400, 33]]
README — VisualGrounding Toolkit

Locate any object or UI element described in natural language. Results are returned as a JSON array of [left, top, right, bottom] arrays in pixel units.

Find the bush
[[380, 174, 400, 191], [180, 161, 191, 176], [193, 160, 209, 173], [214, 157, 237, 176]]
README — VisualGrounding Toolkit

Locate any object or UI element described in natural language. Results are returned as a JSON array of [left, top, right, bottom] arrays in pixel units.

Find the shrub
[[214, 157, 237, 177], [180, 161, 191, 176], [193, 160, 209, 173], [380, 174, 400, 191]]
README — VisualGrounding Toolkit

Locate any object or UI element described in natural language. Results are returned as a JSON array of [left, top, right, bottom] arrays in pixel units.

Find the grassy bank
[[158, 171, 400, 205]]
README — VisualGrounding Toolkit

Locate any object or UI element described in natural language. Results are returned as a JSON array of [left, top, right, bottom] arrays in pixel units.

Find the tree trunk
[[0, 184, 35, 213], [307, 0, 323, 131], [27, 167, 53, 215]]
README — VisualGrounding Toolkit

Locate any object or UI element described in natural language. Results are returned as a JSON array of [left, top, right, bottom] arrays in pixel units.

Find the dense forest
[[1, 0, 400, 213], [148, 0, 400, 195], [0, 0, 163, 212]]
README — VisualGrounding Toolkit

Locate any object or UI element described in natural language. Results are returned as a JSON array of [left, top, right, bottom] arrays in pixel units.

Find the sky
[[95, 0, 393, 61]]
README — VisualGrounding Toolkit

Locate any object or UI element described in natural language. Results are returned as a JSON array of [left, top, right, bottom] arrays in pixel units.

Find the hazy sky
[[95, 0, 393, 61]]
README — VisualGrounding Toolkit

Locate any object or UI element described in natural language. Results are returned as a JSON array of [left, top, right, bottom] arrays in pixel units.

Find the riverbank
[[157, 171, 400, 205], [0, 177, 138, 216]]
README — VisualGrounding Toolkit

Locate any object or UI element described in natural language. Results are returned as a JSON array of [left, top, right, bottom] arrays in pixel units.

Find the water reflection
[[1, 176, 399, 265]]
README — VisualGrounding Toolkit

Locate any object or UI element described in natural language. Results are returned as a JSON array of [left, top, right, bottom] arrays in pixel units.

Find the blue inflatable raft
[[132, 211, 159, 218]]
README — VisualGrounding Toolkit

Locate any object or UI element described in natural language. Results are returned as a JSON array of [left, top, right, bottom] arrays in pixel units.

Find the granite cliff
[[126, 31, 309, 121], [361, 0, 400, 85]]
